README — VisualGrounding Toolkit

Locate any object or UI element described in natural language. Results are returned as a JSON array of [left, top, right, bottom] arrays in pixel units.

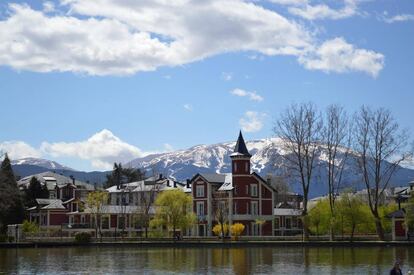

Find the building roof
[[231, 131, 251, 157], [198, 173, 226, 183], [31, 199, 67, 210], [18, 172, 95, 191], [218, 174, 233, 191], [106, 177, 188, 193], [387, 209, 406, 219]]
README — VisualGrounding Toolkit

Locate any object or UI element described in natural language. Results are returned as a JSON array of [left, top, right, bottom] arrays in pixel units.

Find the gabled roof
[[190, 173, 226, 184], [387, 209, 406, 219], [231, 131, 251, 157], [18, 172, 95, 191]]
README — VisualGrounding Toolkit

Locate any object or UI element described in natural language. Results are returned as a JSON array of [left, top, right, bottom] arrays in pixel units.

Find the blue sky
[[0, 0, 413, 171]]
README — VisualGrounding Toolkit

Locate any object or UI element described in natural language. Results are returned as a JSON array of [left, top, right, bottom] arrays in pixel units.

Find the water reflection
[[0, 246, 412, 274]]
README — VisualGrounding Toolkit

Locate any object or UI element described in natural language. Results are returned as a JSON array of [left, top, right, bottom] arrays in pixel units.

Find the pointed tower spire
[[232, 130, 251, 157]]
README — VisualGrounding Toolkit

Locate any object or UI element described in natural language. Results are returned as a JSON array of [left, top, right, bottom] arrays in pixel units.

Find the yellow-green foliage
[[405, 196, 414, 231], [308, 196, 398, 236], [86, 191, 109, 213], [22, 220, 39, 233], [230, 223, 245, 239], [212, 223, 229, 236], [150, 189, 196, 235]]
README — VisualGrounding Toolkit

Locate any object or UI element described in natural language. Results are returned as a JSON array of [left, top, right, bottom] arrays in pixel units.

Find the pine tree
[[25, 177, 49, 207], [0, 154, 25, 232], [0, 154, 16, 186]]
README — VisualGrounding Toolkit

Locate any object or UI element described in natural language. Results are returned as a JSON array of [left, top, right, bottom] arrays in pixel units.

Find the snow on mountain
[[125, 138, 414, 198], [11, 157, 75, 171], [126, 138, 280, 178]]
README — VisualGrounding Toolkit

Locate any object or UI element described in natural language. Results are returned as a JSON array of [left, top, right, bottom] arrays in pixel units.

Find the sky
[[0, 0, 413, 171]]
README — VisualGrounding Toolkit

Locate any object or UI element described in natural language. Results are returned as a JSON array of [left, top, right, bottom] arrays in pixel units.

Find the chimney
[[173, 181, 177, 188], [186, 179, 190, 189], [266, 173, 272, 186], [70, 175, 75, 186]]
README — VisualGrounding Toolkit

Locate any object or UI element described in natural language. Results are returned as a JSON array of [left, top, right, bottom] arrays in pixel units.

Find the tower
[[230, 131, 251, 175]]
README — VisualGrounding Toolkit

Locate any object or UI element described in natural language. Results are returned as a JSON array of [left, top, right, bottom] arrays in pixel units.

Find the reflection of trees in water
[[2, 246, 414, 273]]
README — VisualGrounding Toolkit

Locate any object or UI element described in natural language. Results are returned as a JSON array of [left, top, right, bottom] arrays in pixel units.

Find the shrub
[[212, 223, 229, 237], [75, 232, 92, 243], [22, 220, 39, 234], [230, 223, 245, 240], [0, 235, 7, 243]]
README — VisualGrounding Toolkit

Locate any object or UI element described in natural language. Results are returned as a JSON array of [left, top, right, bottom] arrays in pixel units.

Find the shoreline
[[1, 240, 414, 249]]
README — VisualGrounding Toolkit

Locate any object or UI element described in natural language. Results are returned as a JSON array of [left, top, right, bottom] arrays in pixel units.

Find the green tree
[[150, 189, 195, 239], [404, 196, 414, 233], [0, 154, 24, 232], [86, 191, 109, 241], [25, 177, 49, 207], [105, 163, 145, 188], [336, 192, 366, 241]]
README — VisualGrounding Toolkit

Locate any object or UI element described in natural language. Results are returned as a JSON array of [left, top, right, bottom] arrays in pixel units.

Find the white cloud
[[382, 14, 414, 24], [299, 37, 384, 77], [268, 0, 307, 5], [221, 72, 233, 81], [288, 1, 358, 20], [0, 1, 384, 77], [239, 111, 266, 133], [42, 1, 55, 13], [0, 141, 41, 160], [40, 129, 143, 170], [183, 104, 193, 112], [230, 88, 264, 102], [270, 0, 360, 20], [163, 143, 174, 152]]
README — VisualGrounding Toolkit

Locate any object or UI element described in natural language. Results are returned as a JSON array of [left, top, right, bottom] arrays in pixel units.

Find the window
[[196, 185, 205, 197], [196, 201, 205, 216], [251, 222, 260, 236], [118, 216, 125, 229], [251, 201, 258, 215], [234, 202, 238, 215], [275, 217, 280, 229], [246, 185, 249, 195], [234, 162, 237, 172], [250, 184, 258, 197], [102, 216, 109, 229], [286, 218, 292, 229], [245, 162, 249, 172]]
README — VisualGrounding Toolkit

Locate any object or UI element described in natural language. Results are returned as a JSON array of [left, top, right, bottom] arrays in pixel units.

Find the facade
[[21, 173, 95, 230], [64, 175, 190, 236], [191, 131, 276, 237]]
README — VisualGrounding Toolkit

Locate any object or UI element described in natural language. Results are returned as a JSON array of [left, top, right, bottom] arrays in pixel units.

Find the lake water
[[0, 245, 412, 274]]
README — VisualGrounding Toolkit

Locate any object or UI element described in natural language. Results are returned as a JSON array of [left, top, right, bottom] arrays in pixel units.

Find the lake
[[0, 245, 412, 274]]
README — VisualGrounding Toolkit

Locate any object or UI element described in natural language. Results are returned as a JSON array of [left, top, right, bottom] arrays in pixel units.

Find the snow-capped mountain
[[125, 138, 414, 197], [11, 157, 75, 171]]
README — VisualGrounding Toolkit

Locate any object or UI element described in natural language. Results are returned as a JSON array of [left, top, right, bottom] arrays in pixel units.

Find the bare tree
[[214, 195, 229, 241], [322, 104, 351, 241], [274, 102, 323, 240], [135, 175, 161, 239], [353, 106, 412, 240]]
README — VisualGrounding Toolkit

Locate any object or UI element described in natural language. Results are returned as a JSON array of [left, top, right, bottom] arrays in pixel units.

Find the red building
[[191, 131, 276, 236]]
